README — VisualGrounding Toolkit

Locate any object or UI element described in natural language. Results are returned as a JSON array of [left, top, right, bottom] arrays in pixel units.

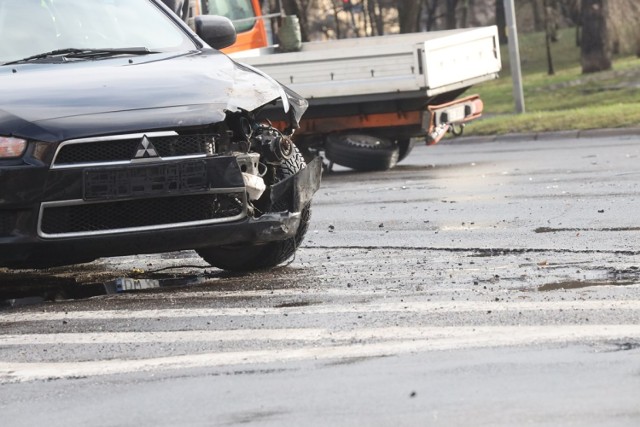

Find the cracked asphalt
[[1, 134, 639, 426]]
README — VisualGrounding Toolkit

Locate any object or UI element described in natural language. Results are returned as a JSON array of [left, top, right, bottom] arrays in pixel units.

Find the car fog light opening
[[0, 136, 27, 158]]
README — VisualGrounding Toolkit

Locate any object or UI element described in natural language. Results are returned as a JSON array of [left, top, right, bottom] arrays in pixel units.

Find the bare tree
[[545, 0, 559, 41], [607, 0, 640, 56], [367, 0, 385, 36], [398, 0, 422, 33], [459, 0, 472, 28], [543, 0, 555, 74], [496, 0, 507, 45], [581, 0, 611, 73], [531, 0, 544, 31], [421, 0, 441, 31], [361, 0, 371, 36], [331, 0, 343, 38], [556, 0, 581, 46], [445, 0, 458, 29]]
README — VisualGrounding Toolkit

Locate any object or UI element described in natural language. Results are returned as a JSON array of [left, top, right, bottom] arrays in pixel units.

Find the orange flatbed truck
[[169, 1, 501, 171]]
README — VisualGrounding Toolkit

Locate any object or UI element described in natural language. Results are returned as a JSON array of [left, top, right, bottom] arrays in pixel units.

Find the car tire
[[324, 134, 400, 171], [196, 147, 311, 271]]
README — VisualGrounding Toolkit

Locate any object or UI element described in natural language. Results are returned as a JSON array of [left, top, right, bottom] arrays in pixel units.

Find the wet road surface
[[1, 135, 640, 426]]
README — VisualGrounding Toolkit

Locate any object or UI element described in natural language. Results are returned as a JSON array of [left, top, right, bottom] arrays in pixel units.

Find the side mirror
[[195, 15, 237, 50]]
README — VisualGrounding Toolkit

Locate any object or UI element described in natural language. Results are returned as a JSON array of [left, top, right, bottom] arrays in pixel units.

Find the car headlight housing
[[0, 136, 27, 158]]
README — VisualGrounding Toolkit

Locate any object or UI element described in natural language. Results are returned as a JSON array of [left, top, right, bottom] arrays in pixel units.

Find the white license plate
[[443, 105, 466, 123]]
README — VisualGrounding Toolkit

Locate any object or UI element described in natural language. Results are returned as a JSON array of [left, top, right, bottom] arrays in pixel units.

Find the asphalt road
[[1, 135, 640, 426]]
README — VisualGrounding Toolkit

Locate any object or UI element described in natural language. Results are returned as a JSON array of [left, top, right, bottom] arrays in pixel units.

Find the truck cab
[[173, 0, 269, 53], [203, 0, 268, 53]]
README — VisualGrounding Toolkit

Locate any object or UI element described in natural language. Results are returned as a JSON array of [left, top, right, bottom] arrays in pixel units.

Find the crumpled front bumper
[[253, 155, 322, 242], [0, 156, 322, 269]]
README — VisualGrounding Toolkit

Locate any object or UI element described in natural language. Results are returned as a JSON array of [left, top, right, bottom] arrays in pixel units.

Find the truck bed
[[231, 26, 501, 103]]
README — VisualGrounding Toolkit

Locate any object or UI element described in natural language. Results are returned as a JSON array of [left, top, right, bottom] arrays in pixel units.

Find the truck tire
[[397, 138, 416, 163], [197, 148, 311, 271], [324, 134, 400, 171]]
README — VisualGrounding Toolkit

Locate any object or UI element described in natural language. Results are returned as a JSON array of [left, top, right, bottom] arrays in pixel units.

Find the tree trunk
[[607, 0, 640, 56], [332, 0, 342, 39], [367, 0, 384, 36], [546, 0, 559, 41], [531, 0, 544, 31], [362, 0, 371, 36], [553, 0, 581, 45], [543, 0, 555, 75], [581, 0, 611, 73], [421, 0, 440, 32], [398, 0, 422, 33], [445, 0, 458, 29], [460, 0, 470, 28], [496, 0, 507, 45]]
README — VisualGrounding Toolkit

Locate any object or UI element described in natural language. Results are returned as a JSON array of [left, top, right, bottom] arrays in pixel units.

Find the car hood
[[0, 50, 307, 142]]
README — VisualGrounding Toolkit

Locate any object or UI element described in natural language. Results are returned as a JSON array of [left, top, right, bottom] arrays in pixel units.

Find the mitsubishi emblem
[[134, 135, 159, 159]]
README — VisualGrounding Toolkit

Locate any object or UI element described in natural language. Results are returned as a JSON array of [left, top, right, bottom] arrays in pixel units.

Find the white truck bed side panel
[[420, 26, 501, 93], [231, 26, 501, 101]]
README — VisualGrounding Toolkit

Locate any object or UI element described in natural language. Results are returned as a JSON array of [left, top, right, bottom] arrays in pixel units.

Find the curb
[[453, 127, 640, 144]]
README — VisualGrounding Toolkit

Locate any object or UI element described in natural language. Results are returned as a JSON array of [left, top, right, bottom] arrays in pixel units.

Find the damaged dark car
[[0, 0, 321, 270]]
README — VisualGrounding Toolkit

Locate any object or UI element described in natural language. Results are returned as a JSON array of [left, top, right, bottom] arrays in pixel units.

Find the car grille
[[53, 132, 216, 167], [39, 192, 245, 237]]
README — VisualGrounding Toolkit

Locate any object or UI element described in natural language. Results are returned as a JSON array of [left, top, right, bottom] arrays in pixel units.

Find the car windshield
[[0, 0, 195, 64]]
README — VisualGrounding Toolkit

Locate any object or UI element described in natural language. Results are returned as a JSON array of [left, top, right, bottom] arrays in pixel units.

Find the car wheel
[[324, 134, 400, 171], [196, 147, 311, 271]]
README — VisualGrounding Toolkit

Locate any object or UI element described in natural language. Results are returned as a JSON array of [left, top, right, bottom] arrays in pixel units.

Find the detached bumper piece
[[271, 156, 322, 213], [424, 94, 484, 145]]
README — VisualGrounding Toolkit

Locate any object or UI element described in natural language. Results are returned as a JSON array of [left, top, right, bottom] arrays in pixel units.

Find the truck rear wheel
[[397, 138, 416, 163], [325, 134, 399, 171], [196, 148, 311, 271]]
